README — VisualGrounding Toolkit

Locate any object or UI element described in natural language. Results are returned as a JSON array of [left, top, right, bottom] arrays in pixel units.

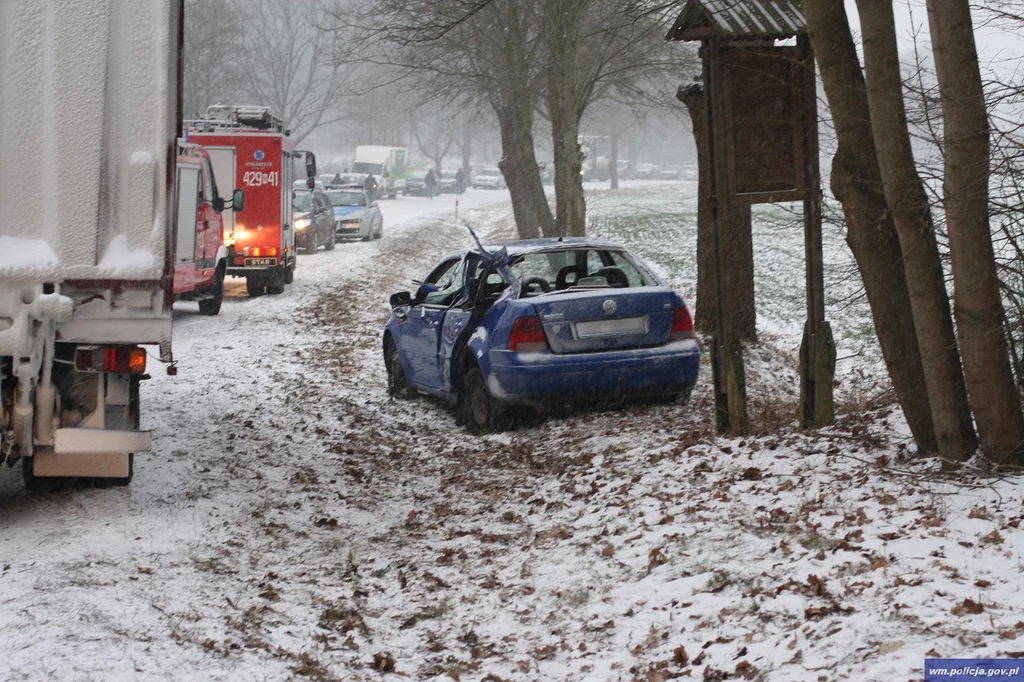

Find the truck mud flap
[[30, 450, 132, 478]]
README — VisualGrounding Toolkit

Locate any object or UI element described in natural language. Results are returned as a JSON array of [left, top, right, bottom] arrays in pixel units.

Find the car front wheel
[[386, 339, 414, 399]]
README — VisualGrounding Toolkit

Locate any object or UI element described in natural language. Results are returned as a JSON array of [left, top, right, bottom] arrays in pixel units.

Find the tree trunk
[[927, 0, 1024, 465], [804, 0, 938, 453], [679, 86, 715, 332], [856, 0, 976, 463], [679, 85, 755, 339], [546, 1, 587, 237], [496, 96, 552, 240], [461, 120, 473, 183], [548, 86, 587, 237], [609, 132, 619, 189]]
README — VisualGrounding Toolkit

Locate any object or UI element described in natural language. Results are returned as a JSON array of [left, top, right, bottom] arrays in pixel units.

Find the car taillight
[[508, 316, 549, 352], [74, 345, 147, 374], [670, 306, 696, 340]]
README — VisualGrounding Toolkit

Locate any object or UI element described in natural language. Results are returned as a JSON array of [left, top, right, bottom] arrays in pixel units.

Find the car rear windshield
[[508, 248, 652, 293], [326, 190, 366, 207]]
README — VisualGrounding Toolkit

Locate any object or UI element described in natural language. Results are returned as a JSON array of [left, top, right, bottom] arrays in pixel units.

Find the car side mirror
[[390, 291, 411, 308], [371, 201, 379, 208], [232, 189, 244, 213]]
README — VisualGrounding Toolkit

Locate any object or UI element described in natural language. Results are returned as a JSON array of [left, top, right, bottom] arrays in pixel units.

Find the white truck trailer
[[351, 146, 409, 199], [0, 0, 181, 486]]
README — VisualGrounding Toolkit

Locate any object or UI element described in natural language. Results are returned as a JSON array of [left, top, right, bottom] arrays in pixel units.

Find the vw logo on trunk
[[603, 299, 617, 314]]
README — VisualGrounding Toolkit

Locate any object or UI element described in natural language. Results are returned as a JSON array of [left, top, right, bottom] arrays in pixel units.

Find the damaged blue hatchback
[[382, 237, 700, 433]]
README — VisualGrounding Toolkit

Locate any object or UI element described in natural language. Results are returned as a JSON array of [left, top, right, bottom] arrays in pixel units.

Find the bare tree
[[343, 0, 552, 239], [410, 105, 457, 171], [856, 0, 977, 464], [805, 0, 939, 453], [926, 0, 1024, 464], [182, 0, 243, 119], [539, 0, 690, 236], [229, 0, 353, 144]]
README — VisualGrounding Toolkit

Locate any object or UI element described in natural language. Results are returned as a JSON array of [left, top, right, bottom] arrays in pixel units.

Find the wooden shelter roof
[[666, 0, 805, 41]]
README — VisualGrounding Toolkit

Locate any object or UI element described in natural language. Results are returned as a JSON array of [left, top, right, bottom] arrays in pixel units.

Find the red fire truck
[[185, 106, 316, 296], [173, 142, 244, 315]]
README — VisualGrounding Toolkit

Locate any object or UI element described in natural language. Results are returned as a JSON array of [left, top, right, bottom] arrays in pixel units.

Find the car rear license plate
[[575, 316, 647, 338], [244, 257, 277, 266]]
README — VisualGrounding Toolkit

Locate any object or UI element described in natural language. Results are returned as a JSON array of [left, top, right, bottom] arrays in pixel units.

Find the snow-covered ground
[[2, 184, 1022, 682]]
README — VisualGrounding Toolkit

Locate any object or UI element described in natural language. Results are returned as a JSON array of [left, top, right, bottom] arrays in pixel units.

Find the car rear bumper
[[485, 339, 699, 404]]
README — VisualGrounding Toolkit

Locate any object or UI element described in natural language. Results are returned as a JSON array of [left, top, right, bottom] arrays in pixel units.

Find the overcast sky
[[843, 0, 1024, 74]]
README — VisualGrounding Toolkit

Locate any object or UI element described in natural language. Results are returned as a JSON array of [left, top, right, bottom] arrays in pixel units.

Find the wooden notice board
[[717, 45, 805, 203]]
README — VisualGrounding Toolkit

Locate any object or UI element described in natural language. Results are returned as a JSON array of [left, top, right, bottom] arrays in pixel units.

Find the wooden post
[[797, 34, 834, 427], [705, 38, 748, 435]]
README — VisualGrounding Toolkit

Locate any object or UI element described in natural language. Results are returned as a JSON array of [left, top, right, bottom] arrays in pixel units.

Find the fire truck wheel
[[284, 261, 295, 284], [266, 267, 286, 295], [246, 279, 265, 297], [198, 266, 224, 316]]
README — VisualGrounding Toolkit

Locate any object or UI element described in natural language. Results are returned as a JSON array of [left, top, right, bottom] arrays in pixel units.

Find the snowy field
[[2, 183, 1023, 681]]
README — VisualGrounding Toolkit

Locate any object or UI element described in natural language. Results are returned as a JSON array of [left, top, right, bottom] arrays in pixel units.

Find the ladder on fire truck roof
[[185, 104, 285, 134]]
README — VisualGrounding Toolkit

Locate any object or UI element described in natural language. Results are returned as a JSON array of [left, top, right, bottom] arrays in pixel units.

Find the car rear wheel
[[460, 364, 507, 434]]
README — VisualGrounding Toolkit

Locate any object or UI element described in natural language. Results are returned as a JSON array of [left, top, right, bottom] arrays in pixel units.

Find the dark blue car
[[383, 238, 700, 433]]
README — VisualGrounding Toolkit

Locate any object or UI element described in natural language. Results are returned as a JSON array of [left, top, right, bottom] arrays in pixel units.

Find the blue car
[[382, 238, 700, 433]]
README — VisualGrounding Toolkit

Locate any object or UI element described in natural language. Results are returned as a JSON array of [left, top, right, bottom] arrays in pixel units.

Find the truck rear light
[[508, 316, 549, 352], [75, 346, 147, 374], [670, 306, 696, 340]]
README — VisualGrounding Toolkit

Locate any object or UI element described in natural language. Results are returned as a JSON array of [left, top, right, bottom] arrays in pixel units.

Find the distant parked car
[[636, 163, 658, 179], [292, 188, 336, 254], [404, 171, 429, 196], [659, 166, 683, 180], [438, 170, 459, 193], [293, 179, 327, 191], [383, 237, 700, 433], [473, 168, 506, 189], [615, 160, 636, 181], [328, 186, 383, 241], [318, 173, 342, 188], [682, 165, 698, 181], [338, 172, 366, 186]]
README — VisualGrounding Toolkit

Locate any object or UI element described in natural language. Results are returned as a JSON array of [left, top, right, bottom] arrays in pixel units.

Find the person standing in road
[[455, 168, 465, 195], [424, 169, 437, 200], [364, 173, 377, 200]]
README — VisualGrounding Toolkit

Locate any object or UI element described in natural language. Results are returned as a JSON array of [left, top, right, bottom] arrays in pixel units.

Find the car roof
[[439, 237, 628, 262], [492, 237, 625, 254]]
